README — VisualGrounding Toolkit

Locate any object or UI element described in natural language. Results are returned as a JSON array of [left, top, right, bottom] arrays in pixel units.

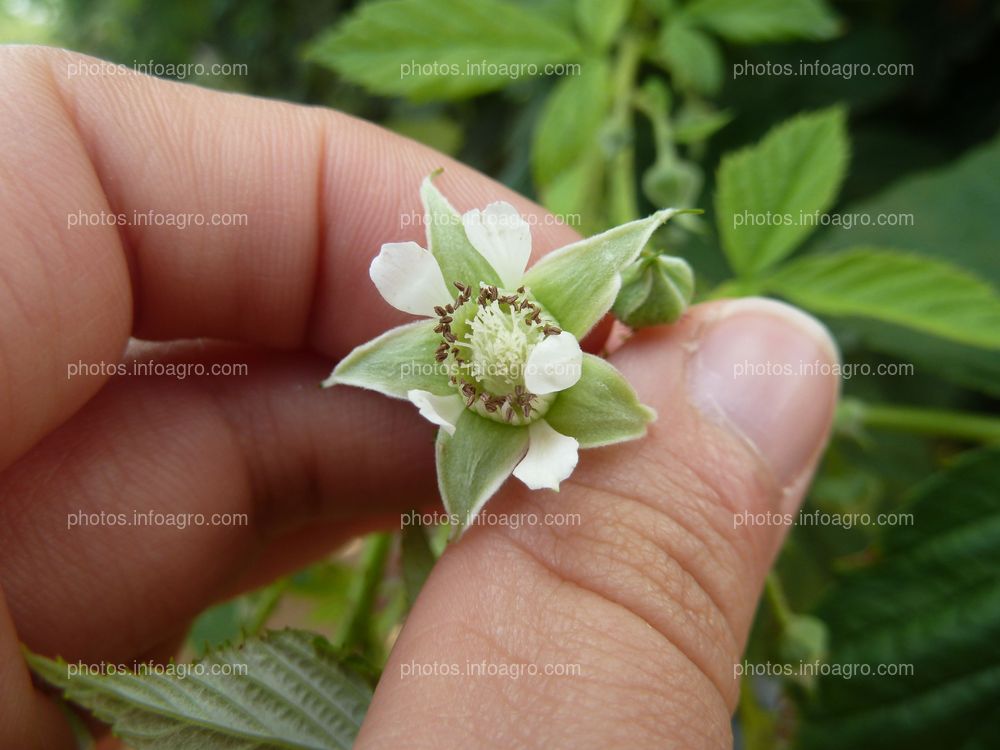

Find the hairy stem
[[608, 34, 642, 225], [839, 397, 1000, 444]]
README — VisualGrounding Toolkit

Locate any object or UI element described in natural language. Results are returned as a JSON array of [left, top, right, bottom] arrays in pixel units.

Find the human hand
[[0, 47, 838, 749]]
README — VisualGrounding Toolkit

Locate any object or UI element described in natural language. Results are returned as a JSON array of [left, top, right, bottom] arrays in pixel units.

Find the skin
[[0, 46, 839, 749]]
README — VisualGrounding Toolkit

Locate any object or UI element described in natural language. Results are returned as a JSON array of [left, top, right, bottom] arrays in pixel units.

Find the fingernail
[[689, 298, 840, 488]]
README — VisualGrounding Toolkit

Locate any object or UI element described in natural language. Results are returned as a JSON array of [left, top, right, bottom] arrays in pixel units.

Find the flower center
[[434, 282, 561, 425]]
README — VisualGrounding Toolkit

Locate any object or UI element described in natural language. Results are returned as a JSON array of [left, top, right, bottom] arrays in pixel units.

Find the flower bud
[[642, 156, 703, 208], [779, 613, 829, 691], [612, 254, 694, 328]]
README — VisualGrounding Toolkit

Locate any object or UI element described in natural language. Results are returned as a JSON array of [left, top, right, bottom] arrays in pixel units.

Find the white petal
[[513, 420, 579, 491], [407, 390, 466, 436], [524, 332, 583, 395], [370, 241, 451, 317], [462, 201, 531, 288]]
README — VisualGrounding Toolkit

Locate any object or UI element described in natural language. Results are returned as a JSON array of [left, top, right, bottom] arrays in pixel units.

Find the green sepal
[[324, 320, 451, 398], [420, 171, 503, 289], [436, 410, 529, 533], [544, 354, 655, 447], [612, 254, 694, 328], [522, 208, 694, 337]]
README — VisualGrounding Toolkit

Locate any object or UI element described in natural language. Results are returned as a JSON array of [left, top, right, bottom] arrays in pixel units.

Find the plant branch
[[839, 397, 1000, 444], [608, 33, 642, 225]]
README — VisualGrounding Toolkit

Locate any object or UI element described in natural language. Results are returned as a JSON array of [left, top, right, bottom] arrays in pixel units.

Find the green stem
[[246, 579, 289, 634], [839, 398, 1000, 443], [764, 572, 792, 629], [335, 533, 393, 653], [608, 33, 642, 226]]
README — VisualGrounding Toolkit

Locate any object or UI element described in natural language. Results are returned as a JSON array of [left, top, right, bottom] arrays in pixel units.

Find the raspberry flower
[[325, 173, 687, 532]]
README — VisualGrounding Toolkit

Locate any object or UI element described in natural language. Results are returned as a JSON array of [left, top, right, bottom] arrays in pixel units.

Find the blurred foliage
[[5, 0, 1000, 747]]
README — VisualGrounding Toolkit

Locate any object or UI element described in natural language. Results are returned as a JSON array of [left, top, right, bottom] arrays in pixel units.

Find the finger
[[0, 342, 438, 662], [357, 298, 840, 749], [0, 46, 579, 469], [0, 588, 75, 750]]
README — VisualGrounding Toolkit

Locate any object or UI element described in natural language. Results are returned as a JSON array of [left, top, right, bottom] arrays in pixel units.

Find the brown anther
[[434, 305, 447, 317], [542, 325, 562, 338], [443, 331, 456, 343], [445, 304, 454, 313], [523, 402, 532, 418], [435, 352, 448, 362], [517, 286, 525, 294], [440, 315, 453, 325]]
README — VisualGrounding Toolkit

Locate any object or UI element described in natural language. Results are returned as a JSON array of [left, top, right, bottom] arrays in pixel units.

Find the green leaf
[[401, 521, 438, 608], [532, 59, 612, 188], [576, 0, 631, 51], [325, 320, 450, 399], [657, 21, 724, 95], [798, 447, 1000, 749], [436, 410, 529, 531], [801, 133, 1000, 394], [544, 354, 655, 447], [808, 132, 1000, 285], [839, 321, 1000, 398], [384, 115, 463, 155], [673, 100, 732, 144], [28, 629, 372, 750], [308, 0, 582, 101], [684, 0, 840, 43], [189, 581, 288, 657], [420, 172, 503, 288], [765, 248, 1000, 350], [523, 208, 690, 337], [716, 106, 848, 277]]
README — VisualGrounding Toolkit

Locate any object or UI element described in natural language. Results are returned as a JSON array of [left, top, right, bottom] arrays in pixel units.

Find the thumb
[[357, 297, 840, 749]]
